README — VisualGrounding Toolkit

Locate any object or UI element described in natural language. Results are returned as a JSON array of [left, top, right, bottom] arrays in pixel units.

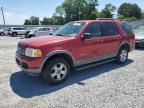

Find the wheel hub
[[120, 50, 127, 62], [50, 63, 67, 81]]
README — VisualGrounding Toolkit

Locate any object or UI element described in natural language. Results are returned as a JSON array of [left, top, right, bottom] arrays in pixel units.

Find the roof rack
[[96, 18, 118, 20]]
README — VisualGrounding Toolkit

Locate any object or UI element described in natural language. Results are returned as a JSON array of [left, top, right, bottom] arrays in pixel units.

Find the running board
[[75, 58, 116, 71]]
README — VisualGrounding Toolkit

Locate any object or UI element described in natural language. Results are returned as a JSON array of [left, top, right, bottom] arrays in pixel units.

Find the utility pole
[[1, 7, 6, 25], [78, 0, 82, 20]]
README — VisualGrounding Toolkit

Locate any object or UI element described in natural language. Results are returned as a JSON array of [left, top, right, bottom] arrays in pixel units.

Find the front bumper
[[16, 52, 43, 76]]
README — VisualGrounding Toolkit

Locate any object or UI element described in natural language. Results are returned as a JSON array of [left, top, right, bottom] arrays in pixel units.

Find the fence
[[0, 25, 62, 30]]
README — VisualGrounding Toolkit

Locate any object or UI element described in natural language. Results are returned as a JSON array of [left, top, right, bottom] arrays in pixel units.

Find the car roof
[[10, 27, 25, 28], [37, 27, 52, 28], [75, 19, 121, 24]]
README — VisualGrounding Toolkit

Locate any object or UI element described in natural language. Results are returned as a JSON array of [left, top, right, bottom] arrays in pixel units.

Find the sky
[[0, 0, 144, 25]]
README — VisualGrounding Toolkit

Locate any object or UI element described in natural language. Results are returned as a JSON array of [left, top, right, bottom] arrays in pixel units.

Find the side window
[[85, 23, 101, 38], [21, 28, 26, 30], [38, 28, 43, 31], [101, 22, 118, 36], [13, 28, 18, 30], [121, 22, 133, 34], [43, 28, 50, 31]]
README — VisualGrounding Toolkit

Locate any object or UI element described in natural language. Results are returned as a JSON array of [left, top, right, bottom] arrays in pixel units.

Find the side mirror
[[82, 33, 91, 39]]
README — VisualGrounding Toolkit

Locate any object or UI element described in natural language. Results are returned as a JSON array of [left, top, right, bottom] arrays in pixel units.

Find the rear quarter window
[[121, 22, 133, 34]]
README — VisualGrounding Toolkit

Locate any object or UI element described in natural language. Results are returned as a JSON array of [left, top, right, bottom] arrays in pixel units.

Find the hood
[[19, 35, 75, 48]]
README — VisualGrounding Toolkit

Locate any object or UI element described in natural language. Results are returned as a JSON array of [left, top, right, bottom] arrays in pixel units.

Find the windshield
[[54, 22, 86, 37], [134, 26, 144, 37]]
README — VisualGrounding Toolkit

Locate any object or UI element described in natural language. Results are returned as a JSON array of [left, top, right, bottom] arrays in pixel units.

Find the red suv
[[16, 19, 135, 85]]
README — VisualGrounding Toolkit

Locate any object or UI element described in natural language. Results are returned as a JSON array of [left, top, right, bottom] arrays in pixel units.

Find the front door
[[78, 22, 102, 61]]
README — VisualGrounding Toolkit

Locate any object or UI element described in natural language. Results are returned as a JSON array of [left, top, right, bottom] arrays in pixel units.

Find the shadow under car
[[10, 59, 133, 98]]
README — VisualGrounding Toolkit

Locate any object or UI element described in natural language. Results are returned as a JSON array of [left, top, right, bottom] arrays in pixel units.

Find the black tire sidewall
[[116, 47, 128, 64], [12, 32, 17, 37], [0, 32, 5, 36], [42, 58, 71, 85]]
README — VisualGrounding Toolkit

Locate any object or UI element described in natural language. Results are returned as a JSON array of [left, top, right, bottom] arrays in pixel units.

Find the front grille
[[18, 45, 26, 55]]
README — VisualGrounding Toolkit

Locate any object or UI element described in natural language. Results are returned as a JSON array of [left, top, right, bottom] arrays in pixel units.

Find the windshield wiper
[[55, 34, 63, 36]]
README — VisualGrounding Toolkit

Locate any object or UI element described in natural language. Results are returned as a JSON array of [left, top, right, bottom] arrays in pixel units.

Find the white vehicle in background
[[134, 26, 144, 47], [0, 28, 9, 36], [8, 27, 29, 37], [26, 27, 53, 38]]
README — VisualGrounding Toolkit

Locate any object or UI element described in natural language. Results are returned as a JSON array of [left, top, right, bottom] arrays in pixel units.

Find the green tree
[[41, 17, 54, 25], [52, 6, 66, 24], [118, 3, 141, 19], [24, 19, 31, 25], [30, 16, 40, 25], [100, 3, 116, 18], [55, 0, 98, 22], [24, 16, 39, 25], [52, 16, 65, 25]]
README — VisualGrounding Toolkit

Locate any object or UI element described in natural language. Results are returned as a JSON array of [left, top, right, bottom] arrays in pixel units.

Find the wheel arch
[[119, 42, 130, 52], [12, 32, 18, 34], [41, 50, 75, 72]]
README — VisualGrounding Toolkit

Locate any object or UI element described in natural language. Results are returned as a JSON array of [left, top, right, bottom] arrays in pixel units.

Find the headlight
[[25, 48, 42, 57]]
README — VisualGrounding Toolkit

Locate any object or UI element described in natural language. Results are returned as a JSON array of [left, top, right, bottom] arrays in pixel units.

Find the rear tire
[[116, 47, 128, 64], [42, 58, 71, 85]]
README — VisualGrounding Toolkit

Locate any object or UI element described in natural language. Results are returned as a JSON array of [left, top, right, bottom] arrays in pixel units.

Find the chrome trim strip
[[75, 58, 116, 71]]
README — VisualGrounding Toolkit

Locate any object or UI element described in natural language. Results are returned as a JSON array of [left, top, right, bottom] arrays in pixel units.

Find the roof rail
[[96, 18, 118, 20]]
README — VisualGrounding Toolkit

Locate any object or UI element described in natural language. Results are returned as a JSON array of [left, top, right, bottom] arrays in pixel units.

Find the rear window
[[121, 22, 133, 34], [100, 22, 119, 36]]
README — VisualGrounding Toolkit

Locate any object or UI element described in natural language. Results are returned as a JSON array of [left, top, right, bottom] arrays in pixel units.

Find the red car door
[[78, 22, 102, 60], [99, 22, 120, 55]]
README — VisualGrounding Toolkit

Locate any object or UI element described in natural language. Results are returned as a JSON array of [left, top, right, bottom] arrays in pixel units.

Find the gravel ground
[[0, 36, 144, 108]]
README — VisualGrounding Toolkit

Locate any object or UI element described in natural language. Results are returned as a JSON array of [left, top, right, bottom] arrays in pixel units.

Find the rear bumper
[[16, 52, 43, 76]]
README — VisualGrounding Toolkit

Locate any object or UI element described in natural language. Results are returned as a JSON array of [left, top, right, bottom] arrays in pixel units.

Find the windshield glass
[[134, 26, 144, 37], [54, 22, 86, 37]]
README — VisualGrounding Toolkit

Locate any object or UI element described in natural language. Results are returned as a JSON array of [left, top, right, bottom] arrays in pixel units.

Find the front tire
[[42, 58, 71, 85], [12, 32, 18, 37], [116, 47, 128, 64], [0, 32, 5, 36], [28, 35, 35, 38]]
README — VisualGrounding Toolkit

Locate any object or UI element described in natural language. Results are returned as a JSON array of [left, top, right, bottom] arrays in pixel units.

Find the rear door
[[20, 28, 27, 34], [43, 27, 52, 35], [35, 28, 45, 36], [99, 22, 120, 55]]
